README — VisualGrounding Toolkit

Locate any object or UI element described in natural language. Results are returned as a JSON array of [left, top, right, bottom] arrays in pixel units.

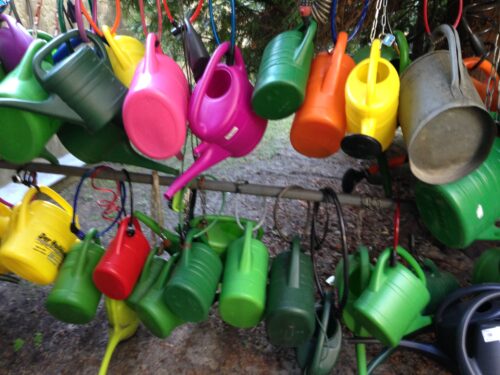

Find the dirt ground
[[0, 119, 496, 374]]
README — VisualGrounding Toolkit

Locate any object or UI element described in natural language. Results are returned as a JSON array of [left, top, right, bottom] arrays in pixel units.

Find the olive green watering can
[[422, 259, 459, 315]]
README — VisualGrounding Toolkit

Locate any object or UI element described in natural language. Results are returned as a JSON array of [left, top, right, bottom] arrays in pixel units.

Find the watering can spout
[[165, 143, 231, 199]]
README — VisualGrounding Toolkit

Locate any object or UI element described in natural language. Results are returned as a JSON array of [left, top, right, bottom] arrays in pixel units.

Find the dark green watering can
[[265, 237, 316, 347], [252, 21, 317, 120], [0, 39, 61, 164], [472, 248, 500, 284], [422, 259, 459, 314]]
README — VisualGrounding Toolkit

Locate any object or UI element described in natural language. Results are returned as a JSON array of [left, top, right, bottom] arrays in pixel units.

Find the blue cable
[[331, 0, 370, 43], [208, 0, 236, 51]]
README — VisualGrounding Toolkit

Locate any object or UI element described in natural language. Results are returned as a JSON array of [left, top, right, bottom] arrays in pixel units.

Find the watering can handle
[[366, 39, 381, 106], [293, 20, 317, 66], [75, 229, 100, 276], [322, 31, 348, 94], [0, 14, 26, 39], [153, 253, 180, 288], [310, 293, 333, 372], [143, 33, 159, 73], [394, 30, 410, 74], [287, 236, 301, 289], [358, 245, 371, 289], [239, 221, 254, 273], [101, 25, 133, 70]]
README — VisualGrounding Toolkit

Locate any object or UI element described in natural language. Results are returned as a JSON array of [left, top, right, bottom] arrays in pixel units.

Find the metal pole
[[0, 161, 411, 210]]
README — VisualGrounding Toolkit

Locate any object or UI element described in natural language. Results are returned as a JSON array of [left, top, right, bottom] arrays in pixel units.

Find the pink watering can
[[164, 42, 267, 199], [123, 33, 189, 160], [0, 14, 34, 72]]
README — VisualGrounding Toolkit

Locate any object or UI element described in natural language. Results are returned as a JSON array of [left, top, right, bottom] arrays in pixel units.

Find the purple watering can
[[0, 14, 34, 72], [164, 42, 267, 199]]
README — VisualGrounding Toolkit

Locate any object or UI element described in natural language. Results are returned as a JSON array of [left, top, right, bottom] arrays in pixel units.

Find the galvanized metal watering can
[[252, 20, 317, 120], [164, 42, 267, 199], [399, 24, 495, 184], [0, 14, 33, 72]]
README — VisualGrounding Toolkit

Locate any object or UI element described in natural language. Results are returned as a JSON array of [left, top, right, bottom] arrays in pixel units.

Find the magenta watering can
[[164, 42, 267, 199], [0, 14, 34, 72], [123, 33, 189, 160]]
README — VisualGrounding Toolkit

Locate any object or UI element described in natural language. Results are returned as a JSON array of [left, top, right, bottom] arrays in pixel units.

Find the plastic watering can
[[472, 248, 500, 284], [399, 24, 495, 184], [123, 33, 189, 159], [45, 229, 104, 324], [0, 14, 34, 72], [0, 201, 12, 240], [353, 246, 432, 347], [464, 56, 499, 111], [56, 120, 179, 176], [342, 39, 400, 159], [0, 186, 78, 285], [0, 40, 62, 164], [180, 17, 210, 81], [252, 20, 317, 120], [133, 211, 182, 255], [290, 31, 355, 158], [219, 221, 269, 328], [98, 298, 139, 375], [265, 237, 316, 347], [415, 138, 499, 249], [165, 42, 267, 199], [422, 259, 459, 315]]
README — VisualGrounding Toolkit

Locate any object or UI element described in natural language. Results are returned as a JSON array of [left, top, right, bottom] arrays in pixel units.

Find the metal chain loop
[[380, 0, 388, 36], [370, 0, 383, 41]]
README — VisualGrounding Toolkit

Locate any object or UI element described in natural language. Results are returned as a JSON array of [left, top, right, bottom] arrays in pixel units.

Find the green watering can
[[99, 298, 139, 375], [132, 211, 181, 255], [252, 21, 317, 120], [265, 237, 316, 347], [0, 40, 61, 164], [57, 121, 179, 176], [472, 248, 500, 284], [422, 259, 460, 315], [219, 221, 269, 328]]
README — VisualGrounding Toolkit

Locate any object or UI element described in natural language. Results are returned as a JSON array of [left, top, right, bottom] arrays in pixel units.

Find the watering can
[[164, 230, 223, 322], [290, 31, 355, 158], [0, 201, 12, 240], [464, 56, 499, 111], [180, 17, 210, 81], [135, 253, 185, 338], [472, 248, 500, 284], [93, 217, 151, 300], [415, 138, 499, 249], [353, 246, 432, 347], [265, 237, 316, 347], [252, 21, 317, 120], [422, 259, 459, 314], [123, 33, 189, 160], [164, 42, 267, 199], [0, 14, 33, 72], [45, 229, 104, 324], [399, 24, 495, 184], [0, 186, 78, 285], [342, 39, 400, 159], [219, 221, 269, 328], [133, 211, 182, 255], [102, 25, 145, 87], [0, 40, 61, 164], [99, 298, 139, 375], [57, 120, 179, 176]]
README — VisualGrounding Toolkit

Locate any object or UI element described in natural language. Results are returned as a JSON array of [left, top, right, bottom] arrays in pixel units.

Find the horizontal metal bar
[[0, 161, 410, 210]]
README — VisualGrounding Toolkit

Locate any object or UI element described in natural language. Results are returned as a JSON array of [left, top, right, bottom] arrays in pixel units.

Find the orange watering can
[[464, 57, 499, 111], [290, 31, 355, 158]]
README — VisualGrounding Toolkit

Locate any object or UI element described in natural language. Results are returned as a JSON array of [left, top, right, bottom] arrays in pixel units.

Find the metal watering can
[[252, 20, 317, 120], [123, 33, 189, 160], [290, 31, 355, 158], [399, 24, 495, 184], [165, 42, 268, 199], [0, 14, 33, 72], [342, 39, 400, 159]]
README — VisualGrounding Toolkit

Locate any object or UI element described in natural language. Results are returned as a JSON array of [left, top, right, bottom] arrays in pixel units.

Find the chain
[[380, 0, 388, 36], [370, 0, 383, 41]]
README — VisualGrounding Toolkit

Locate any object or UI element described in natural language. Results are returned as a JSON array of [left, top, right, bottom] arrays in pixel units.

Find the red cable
[[139, 0, 163, 38], [424, 0, 463, 34], [393, 201, 401, 251], [90, 167, 123, 222], [0, 197, 13, 208], [162, 0, 204, 24]]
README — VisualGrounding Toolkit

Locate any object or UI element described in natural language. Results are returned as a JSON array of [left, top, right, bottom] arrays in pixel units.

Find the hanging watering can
[[472, 248, 500, 284], [123, 33, 189, 160], [399, 24, 495, 184], [165, 42, 267, 199], [219, 221, 269, 328], [464, 57, 499, 111], [0, 40, 61, 164], [0, 14, 34, 72], [252, 20, 317, 120], [342, 39, 400, 159], [415, 138, 499, 249], [353, 246, 432, 347], [0, 186, 78, 285], [181, 17, 210, 81], [422, 259, 460, 315], [265, 237, 316, 347], [290, 31, 355, 158], [133, 211, 182, 255], [0, 201, 12, 240]]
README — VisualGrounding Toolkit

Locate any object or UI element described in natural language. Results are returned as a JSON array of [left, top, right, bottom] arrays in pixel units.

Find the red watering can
[[0, 14, 33, 72], [164, 42, 267, 199]]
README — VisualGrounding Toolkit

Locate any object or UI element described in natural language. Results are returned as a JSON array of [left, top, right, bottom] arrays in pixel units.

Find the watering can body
[[252, 21, 317, 120], [422, 259, 459, 314], [0, 40, 61, 164], [290, 31, 355, 158], [0, 202, 12, 240], [343, 39, 400, 159], [123, 33, 189, 159], [103, 25, 145, 87], [165, 42, 267, 199], [399, 25, 495, 184], [415, 138, 500, 249], [464, 57, 499, 111], [472, 248, 500, 284], [0, 14, 34, 72]]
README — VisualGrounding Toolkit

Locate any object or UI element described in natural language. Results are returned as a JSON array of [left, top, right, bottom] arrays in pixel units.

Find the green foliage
[[13, 338, 25, 352], [33, 332, 43, 349]]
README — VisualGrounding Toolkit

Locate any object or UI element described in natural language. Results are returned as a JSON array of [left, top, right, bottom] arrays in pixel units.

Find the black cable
[[310, 201, 325, 298], [121, 169, 135, 236]]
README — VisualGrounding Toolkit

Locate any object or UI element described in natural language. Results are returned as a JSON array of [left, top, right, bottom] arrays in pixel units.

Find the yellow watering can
[[99, 298, 139, 375], [0, 186, 78, 284], [0, 201, 12, 240], [342, 39, 400, 159]]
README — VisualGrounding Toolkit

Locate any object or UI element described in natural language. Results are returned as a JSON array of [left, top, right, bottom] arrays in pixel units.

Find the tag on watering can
[[382, 34, 396, 47]]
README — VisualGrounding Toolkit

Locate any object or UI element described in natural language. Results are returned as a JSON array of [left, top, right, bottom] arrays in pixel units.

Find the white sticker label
[[481, 326, 500, 343], [476, 204, 484, 219], [224, 126, 239, 141]]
